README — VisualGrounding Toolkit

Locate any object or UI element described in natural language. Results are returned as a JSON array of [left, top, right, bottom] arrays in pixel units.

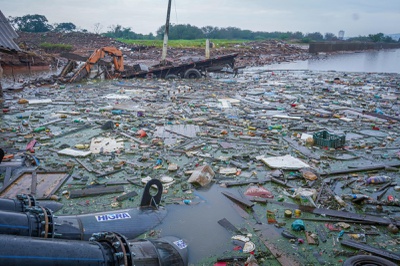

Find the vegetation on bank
[[39, 42, 73, 52], [118, 39, 251, 48], [8, 14, 400, 44]]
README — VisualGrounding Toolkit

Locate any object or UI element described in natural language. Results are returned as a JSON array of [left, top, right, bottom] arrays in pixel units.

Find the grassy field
[[117, 38, 252, 48]]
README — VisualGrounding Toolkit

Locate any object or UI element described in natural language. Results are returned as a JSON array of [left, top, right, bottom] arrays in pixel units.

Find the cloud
[[1, 0, 399, 36]]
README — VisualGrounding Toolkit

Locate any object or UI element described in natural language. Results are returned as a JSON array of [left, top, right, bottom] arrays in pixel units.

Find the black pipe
[[0, 206, 167, 240], [0, 179, 167, 240], [0, 232, 188, 266], [0, 194, 63, 213]]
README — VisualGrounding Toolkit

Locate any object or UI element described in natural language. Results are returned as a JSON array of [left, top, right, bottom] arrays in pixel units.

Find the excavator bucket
[[67, 46, 124, 83]]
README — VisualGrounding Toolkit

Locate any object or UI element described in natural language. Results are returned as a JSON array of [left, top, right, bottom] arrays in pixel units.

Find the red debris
[[244, 185, 274, 198]]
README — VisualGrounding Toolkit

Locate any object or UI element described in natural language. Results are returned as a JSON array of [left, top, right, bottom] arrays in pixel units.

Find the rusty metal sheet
[[0, 171, 69, 199], [0, 10, 20, 53]]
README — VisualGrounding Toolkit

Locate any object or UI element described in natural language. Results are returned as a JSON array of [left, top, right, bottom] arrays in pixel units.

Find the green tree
[[9, 14, 52, 32], [381, 35, 396, 43], [368, 33, 384, 42], [324, 32, 337, 41], [292, 31, 304, 40], [54, 22, 76, 32], [305, 32, 323, 41]]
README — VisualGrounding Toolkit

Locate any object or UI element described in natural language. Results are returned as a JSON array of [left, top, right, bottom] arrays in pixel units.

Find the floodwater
[[1, 65, 59, 88], [255, 48, 400, 73], [2, 49, 400, 266], [155, 185, 247, 264]]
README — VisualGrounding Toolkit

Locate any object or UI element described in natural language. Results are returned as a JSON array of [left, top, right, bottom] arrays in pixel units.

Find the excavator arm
[[69, 46, 124, 83]]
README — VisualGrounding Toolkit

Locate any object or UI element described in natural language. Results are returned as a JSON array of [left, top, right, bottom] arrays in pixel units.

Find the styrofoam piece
[[272, 114, 302, 120], [260, 154, 310, 170], [28, 99, 52, 104], [57, 148, 92, 157], [90, 137, 124, 154]]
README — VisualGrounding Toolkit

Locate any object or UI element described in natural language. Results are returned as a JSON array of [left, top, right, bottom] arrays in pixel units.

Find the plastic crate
[[313, 131, 345, 148]]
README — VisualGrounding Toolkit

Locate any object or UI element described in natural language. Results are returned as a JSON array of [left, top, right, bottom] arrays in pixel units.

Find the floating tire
[[343, 255, 397, 266], [184, 68, 201, 79]]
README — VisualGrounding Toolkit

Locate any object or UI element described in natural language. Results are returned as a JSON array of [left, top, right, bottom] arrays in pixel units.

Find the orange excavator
[[68, 46, 124, 83]]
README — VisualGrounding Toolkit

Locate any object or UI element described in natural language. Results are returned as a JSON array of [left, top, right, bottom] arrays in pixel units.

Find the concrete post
[[161, 0, 172, 62], [205, 39, 210, 59]]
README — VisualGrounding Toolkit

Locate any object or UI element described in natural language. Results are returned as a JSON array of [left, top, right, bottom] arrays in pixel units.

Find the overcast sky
[[1, 0, 399, 37]]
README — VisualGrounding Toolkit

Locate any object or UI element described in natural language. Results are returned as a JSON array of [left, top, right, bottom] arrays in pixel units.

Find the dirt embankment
[[1, 31, 310, 69]]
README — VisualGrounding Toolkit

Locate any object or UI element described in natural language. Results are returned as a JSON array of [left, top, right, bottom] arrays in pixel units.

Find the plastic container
[[313, 130, 345, 148]]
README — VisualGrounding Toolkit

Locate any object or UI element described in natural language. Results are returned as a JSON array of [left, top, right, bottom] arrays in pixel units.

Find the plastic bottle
[[75, 144, 89, 149], [268, 125, 283, 130], [334, 195, 347, 207], [34, 126, 46, 132], [341, 194, 369, 200]]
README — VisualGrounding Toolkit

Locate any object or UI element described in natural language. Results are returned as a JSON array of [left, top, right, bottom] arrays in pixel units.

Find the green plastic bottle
[[268, 125, 282, 130], [34, 126, 46, 132]]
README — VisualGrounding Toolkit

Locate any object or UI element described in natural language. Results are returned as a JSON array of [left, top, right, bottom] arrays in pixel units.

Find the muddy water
[[257, 48, 400, 73], [154, 185, 246, 265], [1, 66, 60, 88]]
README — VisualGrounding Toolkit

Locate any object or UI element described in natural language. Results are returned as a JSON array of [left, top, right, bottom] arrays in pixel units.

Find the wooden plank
[[258, 234, 301, 266], [116, 191, 138, 202], [119, 132, 145, 145], [75, 158, 94, 173], [68, 185, 125, 199], [217, 218, 241, 234], [4, 167, 12, 186], [48, 173, 71, 199], [221, 178, 270, 187], [96, 169, 124, 178], [221, 191, 254, 208], [265, 199, 400, 227], [30, 171, 37, 196], [341, 239, 400, 262], [0, 171, 69, 200], [319, 162, 400, 176]]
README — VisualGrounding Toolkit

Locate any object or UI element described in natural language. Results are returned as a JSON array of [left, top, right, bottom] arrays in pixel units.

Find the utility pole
[[161, 0, 172, 62]]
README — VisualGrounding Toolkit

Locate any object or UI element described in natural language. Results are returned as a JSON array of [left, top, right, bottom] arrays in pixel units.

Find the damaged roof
[[0, 10, 20, 53]]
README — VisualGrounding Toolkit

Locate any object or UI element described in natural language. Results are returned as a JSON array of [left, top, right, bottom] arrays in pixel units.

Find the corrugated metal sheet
[[0, 10, 20, 53]]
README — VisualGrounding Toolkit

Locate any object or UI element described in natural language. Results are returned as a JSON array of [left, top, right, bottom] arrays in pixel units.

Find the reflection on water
[[258, 48, 400, 73], [154, 185, 245, 264], [1, 66, 60, 88]]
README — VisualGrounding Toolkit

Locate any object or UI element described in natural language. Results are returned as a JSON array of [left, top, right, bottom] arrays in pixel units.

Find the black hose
[[0, 194, 63, 213], [0, 206, 167, 240], [0, 232, 188, 266], [0, 179, 167, 240]]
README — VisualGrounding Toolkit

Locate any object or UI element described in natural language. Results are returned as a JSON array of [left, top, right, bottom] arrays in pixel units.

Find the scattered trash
[[188, 164, 215, 187], [291, 219, 305, 231]]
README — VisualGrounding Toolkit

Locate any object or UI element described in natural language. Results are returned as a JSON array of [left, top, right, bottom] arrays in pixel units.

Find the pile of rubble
[[1, 69, 400, 265], [3, 32, 310, 69]]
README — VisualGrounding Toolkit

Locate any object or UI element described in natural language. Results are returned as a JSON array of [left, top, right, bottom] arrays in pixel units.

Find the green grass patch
[[39, 42, 74, 52], [117, 39, 252, 48]]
